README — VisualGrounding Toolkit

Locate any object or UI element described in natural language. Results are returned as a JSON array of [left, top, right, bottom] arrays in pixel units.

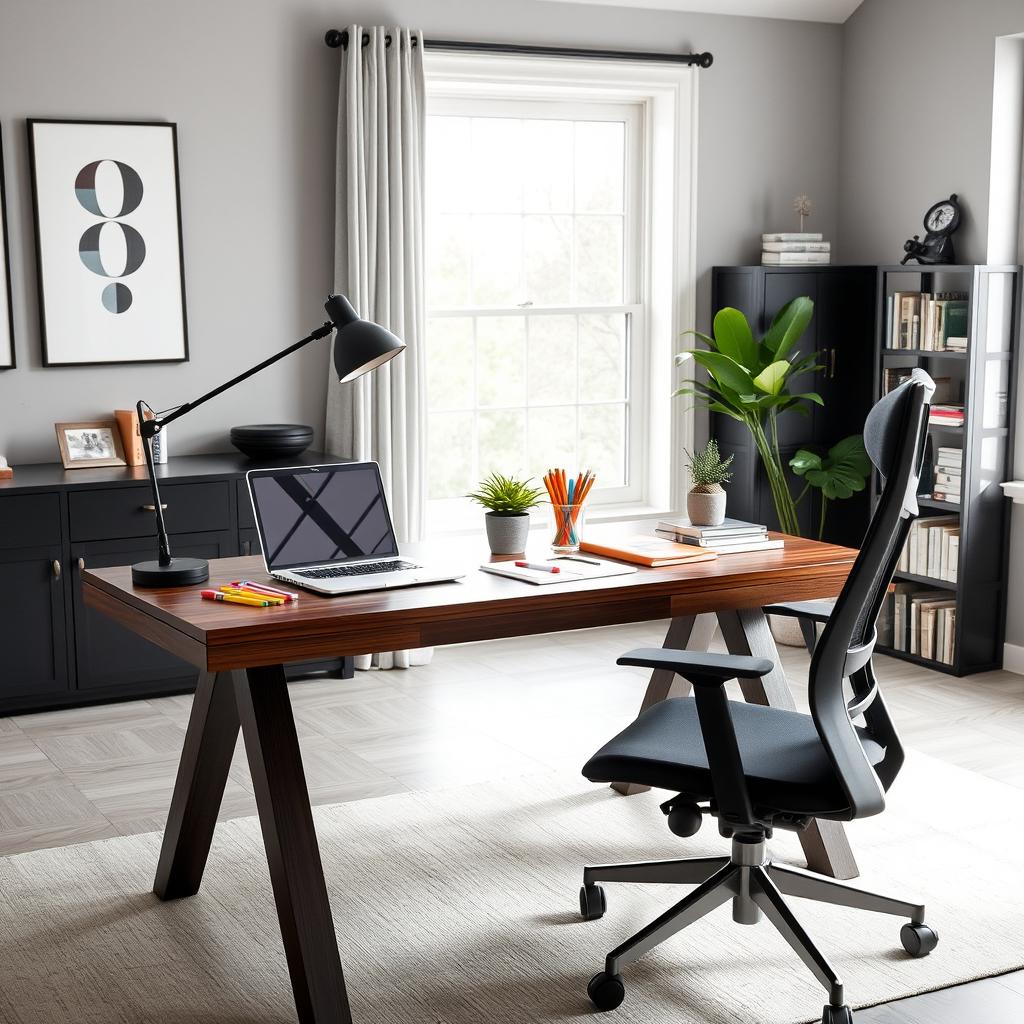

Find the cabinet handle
[[830, 348, 837, 379], [51, 559, 61, 580], [78, 557, 86, 571], [141, 503, 168, 512]]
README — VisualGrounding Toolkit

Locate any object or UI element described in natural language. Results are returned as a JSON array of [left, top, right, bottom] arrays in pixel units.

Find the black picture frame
[[27, 118, 189, 367], [0, 126, 15, 370]]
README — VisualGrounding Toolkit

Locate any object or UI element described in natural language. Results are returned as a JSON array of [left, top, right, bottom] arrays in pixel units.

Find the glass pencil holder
[[551, 503, 586, 554]]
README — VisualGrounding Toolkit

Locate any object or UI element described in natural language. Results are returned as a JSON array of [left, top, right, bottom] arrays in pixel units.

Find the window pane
[[470, 118, 523, 213], [426, 317, 474, 411], [427, 214, 471, 308], [471, 215, 522, 306], [528, 406, 577, 480], [524, 215, 572, 306], [575, 121, 624, 213], [427, 116, 471, 213], [528, 315, 577, 407], [479, 409, 526, 479], [523, 120, 573, 211], [575, 216, 623, 304], [428, 412, 475, 499], [579, 404, 627, 487], [476, 317, 526, 408], [579, 314, 627, 403]]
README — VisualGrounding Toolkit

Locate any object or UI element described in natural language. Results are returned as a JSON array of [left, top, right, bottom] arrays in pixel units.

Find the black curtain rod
[[324, 29, 713, 68]]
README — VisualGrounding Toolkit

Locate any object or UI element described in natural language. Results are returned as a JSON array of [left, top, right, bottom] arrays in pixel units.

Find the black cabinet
[[0, 450, 352, 714], [710, 266, 877, 547]]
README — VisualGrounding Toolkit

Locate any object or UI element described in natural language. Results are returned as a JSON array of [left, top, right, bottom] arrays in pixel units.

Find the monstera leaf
[[790, 435, 871, 500]]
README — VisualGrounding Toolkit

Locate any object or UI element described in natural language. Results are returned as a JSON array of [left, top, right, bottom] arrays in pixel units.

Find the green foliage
[[790, 435, 872, 539], [685, 439, 734, 487], [467, 473, 544, 515]]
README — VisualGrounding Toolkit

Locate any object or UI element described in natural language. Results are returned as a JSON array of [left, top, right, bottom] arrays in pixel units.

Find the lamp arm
[[140, 321, 334, 438]]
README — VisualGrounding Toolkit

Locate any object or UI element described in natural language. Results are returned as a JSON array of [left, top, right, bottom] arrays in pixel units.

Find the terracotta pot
[[686, 487, 726, 527], [484, 512, 530, 554]]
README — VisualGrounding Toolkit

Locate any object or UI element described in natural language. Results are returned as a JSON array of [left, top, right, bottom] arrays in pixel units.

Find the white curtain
[[326, 25, 432, 671]]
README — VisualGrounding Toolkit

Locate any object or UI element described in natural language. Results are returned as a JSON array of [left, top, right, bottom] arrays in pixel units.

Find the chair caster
[[580, 884, 607, 921], [587, 971, 625, 1011], [900, 922, 939, 958], [821, 1004, 853, 1024]]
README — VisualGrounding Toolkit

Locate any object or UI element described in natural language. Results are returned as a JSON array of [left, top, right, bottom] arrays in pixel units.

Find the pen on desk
[[555, 555, 601, 565], [201, 589, 272, 607], [230, 579, 299, 602], [514, 561, 560, 573]]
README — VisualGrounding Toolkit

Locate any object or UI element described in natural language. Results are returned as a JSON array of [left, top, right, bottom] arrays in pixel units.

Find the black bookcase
[[873, 264, 1021, 676], [709, 266, 878, 547]]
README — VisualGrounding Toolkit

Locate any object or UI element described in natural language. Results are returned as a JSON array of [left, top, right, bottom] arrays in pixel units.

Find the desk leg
[[154, 669, 241, 900], [235, 665, 352, 1024], [716, 609, 859, 881], [610, 613, 717, 796]]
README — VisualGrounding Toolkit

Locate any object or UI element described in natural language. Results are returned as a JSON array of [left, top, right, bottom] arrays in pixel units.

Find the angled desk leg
[[235, 665, 352, 1024], [154, 669, 241, 900]]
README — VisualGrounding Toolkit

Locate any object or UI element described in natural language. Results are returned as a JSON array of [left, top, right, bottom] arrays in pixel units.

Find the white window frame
[[425, 53, 698, 529]]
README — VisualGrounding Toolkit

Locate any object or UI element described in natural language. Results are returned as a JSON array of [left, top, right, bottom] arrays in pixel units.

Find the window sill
[[424, 502, 673, 540]]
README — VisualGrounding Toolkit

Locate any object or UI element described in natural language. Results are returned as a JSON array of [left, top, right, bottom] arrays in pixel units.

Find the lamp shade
[[325, 294, 406, 383]]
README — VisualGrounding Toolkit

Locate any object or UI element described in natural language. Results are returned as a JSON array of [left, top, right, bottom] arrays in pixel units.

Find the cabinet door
[[72, 531, 236, 691], [0, 546, 70, 700], [238, 527, 261, 557]]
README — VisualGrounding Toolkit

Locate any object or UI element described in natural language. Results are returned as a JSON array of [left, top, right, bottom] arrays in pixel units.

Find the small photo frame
[[55, 421, 127, 469]]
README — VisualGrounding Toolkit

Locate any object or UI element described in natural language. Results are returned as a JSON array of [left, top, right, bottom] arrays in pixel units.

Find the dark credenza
[[710, 265, 878, 547], [0, 451, 352, 715]]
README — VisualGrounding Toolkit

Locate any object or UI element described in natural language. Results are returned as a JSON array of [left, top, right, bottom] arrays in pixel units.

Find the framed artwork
[[28, 119, 189, 366], [0, 126, 14, 369], [54, 420, 127, 469]]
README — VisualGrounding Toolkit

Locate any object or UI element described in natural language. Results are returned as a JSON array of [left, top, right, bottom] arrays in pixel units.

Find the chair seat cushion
[[582, 697, 885, 817]]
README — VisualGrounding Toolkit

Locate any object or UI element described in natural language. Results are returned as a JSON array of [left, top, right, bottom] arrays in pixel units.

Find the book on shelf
[[887, 291, 968, 351], [897, 516, 959, 581], [761, 241, 831, 253], [762, 232, 823, 242], [883, 585, 956, 664], [945, 336, 968, 351], [114, 408, 146, 467], [935, 445, 962, 467], [761, 251, 831, 266], [929, 404, 964, 426], [883, 369, 956, 403]]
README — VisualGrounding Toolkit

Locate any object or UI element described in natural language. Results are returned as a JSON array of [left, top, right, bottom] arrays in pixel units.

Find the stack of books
[[883, 369, 957, 403], [931, 446, 962, 504], [929, 404, 964, 428], [879, 584, 956, 665], [655, 516, 782, 554], [885, 291, 968, 351], [897, 515, 959, 581], [760, 233, 831, 266]]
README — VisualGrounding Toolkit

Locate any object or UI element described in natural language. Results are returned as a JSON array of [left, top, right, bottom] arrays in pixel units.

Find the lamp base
[[132, 557, 210, 588]]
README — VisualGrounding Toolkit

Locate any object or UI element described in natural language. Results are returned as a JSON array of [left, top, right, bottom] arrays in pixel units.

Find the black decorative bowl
[[230, 423, 314, 461]]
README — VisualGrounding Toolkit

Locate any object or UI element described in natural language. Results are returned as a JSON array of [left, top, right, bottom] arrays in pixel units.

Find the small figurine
[[901, 194, 961, 265], [793, 194, 813, 232]]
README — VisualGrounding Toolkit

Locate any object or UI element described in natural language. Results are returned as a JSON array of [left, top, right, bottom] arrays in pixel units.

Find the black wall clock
[[900, 193, 961, 265]]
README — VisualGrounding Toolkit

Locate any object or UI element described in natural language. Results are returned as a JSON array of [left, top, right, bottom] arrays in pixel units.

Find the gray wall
[[0, 0, 843, 463], [838, 0, 1024, 650]]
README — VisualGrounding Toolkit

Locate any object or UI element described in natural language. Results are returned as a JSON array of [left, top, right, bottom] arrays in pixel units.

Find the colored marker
[[220, 586, 285, 604], [514, 561, 560, 573], [201, 589, 271, 607], [229, 579, 299, 602]]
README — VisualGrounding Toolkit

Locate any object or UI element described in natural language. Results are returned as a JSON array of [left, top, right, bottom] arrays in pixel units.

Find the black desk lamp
[[131, 294, 405, 587]]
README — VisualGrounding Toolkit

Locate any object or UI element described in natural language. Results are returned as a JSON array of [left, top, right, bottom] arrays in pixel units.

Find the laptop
[[246, 462, 463, 596]]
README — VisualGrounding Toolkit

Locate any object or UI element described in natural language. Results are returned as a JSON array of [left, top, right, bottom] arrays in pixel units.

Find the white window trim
[[425, 52, 698, 527]]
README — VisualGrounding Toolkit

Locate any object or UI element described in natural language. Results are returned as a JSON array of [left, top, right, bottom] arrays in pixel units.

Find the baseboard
[[1002, 642, 1024, 675]]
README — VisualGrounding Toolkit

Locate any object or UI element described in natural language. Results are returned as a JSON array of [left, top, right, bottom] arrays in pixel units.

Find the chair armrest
[[761, 599, 834, 624], [616, 648, 773, 683]]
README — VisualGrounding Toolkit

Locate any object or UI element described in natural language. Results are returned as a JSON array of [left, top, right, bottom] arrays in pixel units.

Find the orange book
[[114, 408, 146, 466], [580, 533, 719, 567]]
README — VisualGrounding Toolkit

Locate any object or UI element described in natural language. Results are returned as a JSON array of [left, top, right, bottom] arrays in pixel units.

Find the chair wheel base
[[588, 971, 625, 1011], [821, 1004, 853, 1024], [580, 884, 607, 921], [901, 922, 939, 957]]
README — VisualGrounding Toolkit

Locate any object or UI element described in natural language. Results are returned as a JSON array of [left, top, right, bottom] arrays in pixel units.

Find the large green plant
[[675, 298, 868, 538]]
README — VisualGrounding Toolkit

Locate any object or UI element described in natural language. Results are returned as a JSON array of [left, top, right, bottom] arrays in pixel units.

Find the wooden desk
[[82, 535, 857, 1024]]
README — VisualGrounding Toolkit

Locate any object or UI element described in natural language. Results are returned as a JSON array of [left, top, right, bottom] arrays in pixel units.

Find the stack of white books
[[932, 446, 961, 504], [655, 516, 782, 554], [761, 232, 831, 266], [897, 515, 959, 582]]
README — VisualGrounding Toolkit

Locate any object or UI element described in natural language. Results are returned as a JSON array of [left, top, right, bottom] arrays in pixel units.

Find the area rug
[[0, 752, 1019, 1024]]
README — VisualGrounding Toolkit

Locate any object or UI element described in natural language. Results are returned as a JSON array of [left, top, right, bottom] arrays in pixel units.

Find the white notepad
[[478, 557, 638, 586]]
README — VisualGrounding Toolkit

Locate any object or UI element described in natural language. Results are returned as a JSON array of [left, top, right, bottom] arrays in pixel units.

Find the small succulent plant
[[685, 439, 734, 492], [467, 473, 545, 515]]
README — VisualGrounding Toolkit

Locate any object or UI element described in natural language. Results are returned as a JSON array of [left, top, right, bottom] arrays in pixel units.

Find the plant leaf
[[788, 435, 871, 500], [789, 449, 823, 476], [687, 350, 757, 396], [752, 360, 791, 396], [712, 308, 758, 369], [763, 296, 814, 359], [793, 391, 825, 406]]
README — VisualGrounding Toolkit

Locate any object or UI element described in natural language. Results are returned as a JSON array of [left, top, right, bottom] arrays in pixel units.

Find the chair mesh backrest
[[806, 369, 934, 815]]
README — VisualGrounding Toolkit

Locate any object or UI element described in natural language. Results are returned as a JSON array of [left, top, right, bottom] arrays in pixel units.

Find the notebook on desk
[[579, 532, 719, 567]]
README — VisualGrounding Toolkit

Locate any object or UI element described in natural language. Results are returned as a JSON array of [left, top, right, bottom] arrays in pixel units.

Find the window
[[424, 56, 697, 530]]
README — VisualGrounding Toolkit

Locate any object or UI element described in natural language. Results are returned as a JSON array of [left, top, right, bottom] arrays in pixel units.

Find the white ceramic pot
[[686, 487, 726, 527], [484, 512, 530, 554]]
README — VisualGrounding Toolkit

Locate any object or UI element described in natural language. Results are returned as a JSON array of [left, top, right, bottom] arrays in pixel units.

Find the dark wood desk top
[[82, 534, 857, 672]]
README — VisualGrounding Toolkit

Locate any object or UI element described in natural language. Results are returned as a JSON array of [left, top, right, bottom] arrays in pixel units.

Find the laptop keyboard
[[294, 560, 418, 580]]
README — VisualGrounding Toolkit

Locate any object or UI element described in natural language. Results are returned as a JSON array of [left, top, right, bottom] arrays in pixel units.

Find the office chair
[[579, 370, 938, 1024]]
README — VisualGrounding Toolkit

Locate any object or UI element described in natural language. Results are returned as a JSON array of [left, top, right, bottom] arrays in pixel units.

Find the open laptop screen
[[247, 463, 399, 572]]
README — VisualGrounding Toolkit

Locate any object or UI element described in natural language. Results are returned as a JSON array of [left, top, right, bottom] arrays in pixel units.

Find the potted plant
[[468, 472, 545, 555], [685, 439, 734, 526]]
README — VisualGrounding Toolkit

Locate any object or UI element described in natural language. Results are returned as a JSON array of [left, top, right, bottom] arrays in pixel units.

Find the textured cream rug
[[0, 752, 1019, 1024]]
